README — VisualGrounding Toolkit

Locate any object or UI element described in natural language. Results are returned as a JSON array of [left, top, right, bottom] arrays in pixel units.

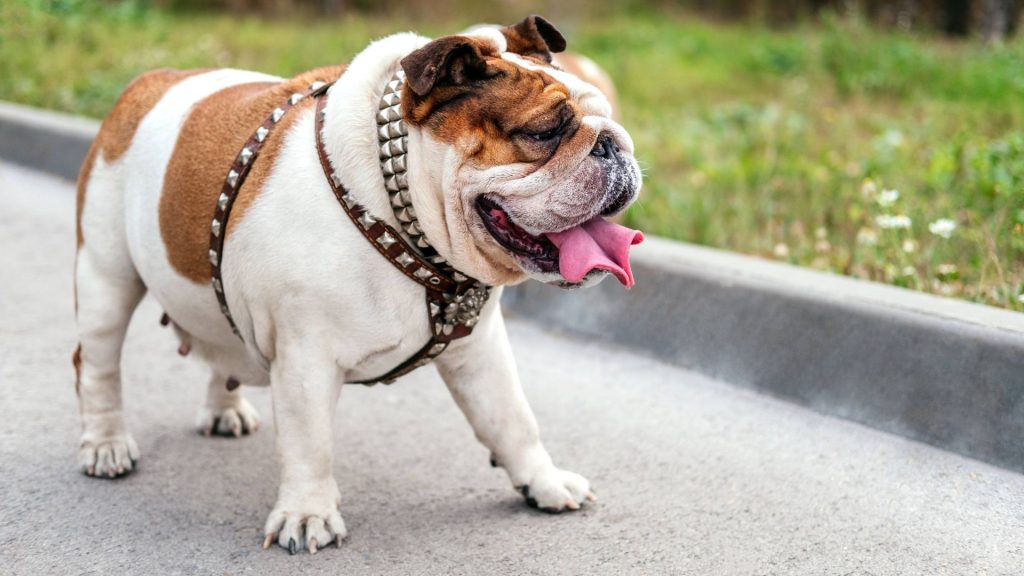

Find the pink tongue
[[545, 218, 645, 288]]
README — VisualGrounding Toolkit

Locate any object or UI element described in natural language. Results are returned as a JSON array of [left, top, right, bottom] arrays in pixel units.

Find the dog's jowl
[[73, 15, 642, 554]]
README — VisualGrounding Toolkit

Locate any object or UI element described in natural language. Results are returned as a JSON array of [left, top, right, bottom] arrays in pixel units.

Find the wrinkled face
[[401, 25, 642, 287]]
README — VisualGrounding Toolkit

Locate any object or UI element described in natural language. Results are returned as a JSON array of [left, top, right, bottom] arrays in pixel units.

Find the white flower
[[877, 189, 900, 207], [1018, 293, 1024, 304], [773, 243, 790, 258], [861, 179, 878, 198], [856, 227, 878, 246], [876, 214, 912, 230], [902, 266, 916, 277], [902, 239, 916, 253], [937, 263, 958, 277], [928, 218, 957, 239]]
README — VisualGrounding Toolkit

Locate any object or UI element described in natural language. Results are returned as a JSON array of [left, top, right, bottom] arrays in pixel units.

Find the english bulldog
[[73, 15, 643, 554]]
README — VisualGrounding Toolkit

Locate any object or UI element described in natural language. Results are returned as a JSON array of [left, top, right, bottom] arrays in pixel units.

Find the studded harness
[[208, 70, 490, 385]]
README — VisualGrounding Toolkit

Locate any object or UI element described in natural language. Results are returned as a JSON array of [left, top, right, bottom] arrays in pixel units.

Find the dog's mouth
[[475, 195, 644, 288]]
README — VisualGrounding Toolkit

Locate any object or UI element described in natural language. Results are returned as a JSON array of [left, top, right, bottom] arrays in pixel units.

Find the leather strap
[[209, 80, 331, 336]]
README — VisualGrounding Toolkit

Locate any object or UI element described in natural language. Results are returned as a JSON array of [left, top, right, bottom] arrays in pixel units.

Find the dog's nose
[[590, 134, 620, 161]]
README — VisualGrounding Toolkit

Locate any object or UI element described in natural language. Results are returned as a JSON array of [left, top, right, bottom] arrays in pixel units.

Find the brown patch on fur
[[552, 52, 619, 120], [404, 57, 578, 167], [159, 66, 345, 283], [76, 68, 207, 247], [72, 344, 82, 396]]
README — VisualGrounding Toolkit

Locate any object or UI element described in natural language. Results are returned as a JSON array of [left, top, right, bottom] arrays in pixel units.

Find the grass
[[2, 0, 1023, 311]]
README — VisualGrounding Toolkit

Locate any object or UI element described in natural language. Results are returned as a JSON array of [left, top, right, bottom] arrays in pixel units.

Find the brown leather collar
[[208, 71, 490, 386]]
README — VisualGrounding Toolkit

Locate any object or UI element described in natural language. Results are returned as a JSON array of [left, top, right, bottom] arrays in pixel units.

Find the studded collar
[[312, 70, 492, 384]]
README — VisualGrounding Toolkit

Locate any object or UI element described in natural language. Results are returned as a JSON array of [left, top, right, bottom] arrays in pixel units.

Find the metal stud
[[310, 81, 326, 91], [218, 193, 229, 211], [392, 155, 406, 172], [387, 79, 402, 92], [434, 322, 444, 335], [429, 302, 441, 316], [271, 108, 285, 123], [211, 218, 221, 237], [212, 278, 222, 293], [239, 147, 253, 166], [395, 252, 415, 267], [399, 189, 411, 204], [341, 192, 356, 207], [226, 170, 239, 189], [209, 249, 218, 266], [375, 110, 390, 125], [220, 304, 230, 316], [389, 192, 404, 208], [397, 206, 416, 222], [414, 267, 433, 280], [330, 173, 342, 188], [358, 212, 377, 228], [377, 231, 396, 248], [378, 125, 391, 141], [404, 221, 422, 236], [382, 158, 395, 176], [288, 93, 303, 105], [452, 272, 468, 282], [256, 126, 269, 142], [429, 343, 447, 355], [442, 324, 454, 336], [415, 237, 431, 249], [385, 176, 401, 193]]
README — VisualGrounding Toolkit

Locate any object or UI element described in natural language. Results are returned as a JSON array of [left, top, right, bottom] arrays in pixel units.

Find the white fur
[[75, 32, 596, 553]]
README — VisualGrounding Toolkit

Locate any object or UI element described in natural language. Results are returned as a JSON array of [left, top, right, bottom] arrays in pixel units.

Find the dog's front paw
[[196, 397, 261, 437], [518, 467, 596, 513], [263, 482, 348, 555], [78, 434, 140, 478]]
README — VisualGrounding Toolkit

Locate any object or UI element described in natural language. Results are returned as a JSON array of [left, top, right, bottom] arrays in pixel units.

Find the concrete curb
[[3, 101, 1022, 474], [0, 101, 97, 182]]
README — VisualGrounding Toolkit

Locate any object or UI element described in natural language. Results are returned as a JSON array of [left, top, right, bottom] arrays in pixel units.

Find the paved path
[[1, 161, 1022, 575]]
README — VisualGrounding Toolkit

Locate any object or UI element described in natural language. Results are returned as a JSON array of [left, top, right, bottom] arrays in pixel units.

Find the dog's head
[[401, 15, 643, 288]]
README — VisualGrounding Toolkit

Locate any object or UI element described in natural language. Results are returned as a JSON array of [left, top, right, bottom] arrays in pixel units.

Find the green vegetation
[[2, 1, 1022, 310]]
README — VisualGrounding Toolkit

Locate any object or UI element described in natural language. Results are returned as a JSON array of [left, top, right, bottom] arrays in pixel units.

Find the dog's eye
[[524, 120, 565, 143], [527, 128, 559, 142]]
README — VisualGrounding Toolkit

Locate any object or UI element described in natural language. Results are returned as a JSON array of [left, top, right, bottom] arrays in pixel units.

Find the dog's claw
[[262, 533, 275, 549], [585, 491, 597, 502], [309, 538, 318, 555], [288, 537, 298, 555]]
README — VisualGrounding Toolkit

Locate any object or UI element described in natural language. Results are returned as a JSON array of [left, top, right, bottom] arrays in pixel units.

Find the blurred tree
[[943, 0, 972, 35]]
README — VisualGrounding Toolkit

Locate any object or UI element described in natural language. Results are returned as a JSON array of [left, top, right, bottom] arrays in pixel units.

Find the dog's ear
[[401, 36, 494, 96], [500, 15, 567, 62]]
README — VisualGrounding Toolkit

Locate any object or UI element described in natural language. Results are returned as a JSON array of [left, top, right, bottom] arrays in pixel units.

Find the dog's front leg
[[263, 341, 347, 554], [435, 304, 595, 512]]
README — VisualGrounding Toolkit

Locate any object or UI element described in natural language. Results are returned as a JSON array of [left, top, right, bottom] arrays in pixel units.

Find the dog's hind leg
[[74, 243, 145, 478], [195, 371, 262, 437]]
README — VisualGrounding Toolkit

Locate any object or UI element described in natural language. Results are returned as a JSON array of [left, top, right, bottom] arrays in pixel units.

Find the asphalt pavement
[[2, 161, 1022, 575]]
